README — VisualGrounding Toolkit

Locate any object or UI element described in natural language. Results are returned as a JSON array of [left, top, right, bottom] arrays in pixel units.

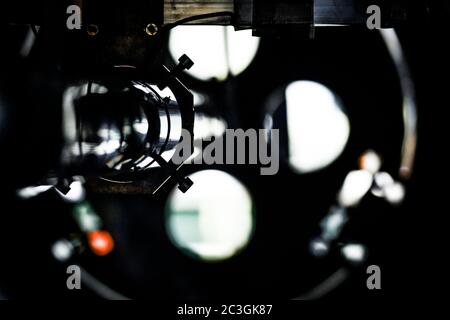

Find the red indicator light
[[87, 230, 114, 256]]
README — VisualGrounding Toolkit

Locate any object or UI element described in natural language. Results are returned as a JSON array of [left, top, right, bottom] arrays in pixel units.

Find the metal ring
[[145, 23, 158, 36], [87, 24, 99, 36]]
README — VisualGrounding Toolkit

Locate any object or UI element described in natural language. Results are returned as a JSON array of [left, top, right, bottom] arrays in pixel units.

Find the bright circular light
[[285, 81, 350, 173], [310, 238, 329, 257], [87, 230, 115, 256], [169, 26, 260, 81], [359, 150, 382, 174], [338, 170, 374, 208], [384, 182, 405, 205], [51, 239, 74, 262], [341, 244, 366, 263], [166, 170, 254, 262]]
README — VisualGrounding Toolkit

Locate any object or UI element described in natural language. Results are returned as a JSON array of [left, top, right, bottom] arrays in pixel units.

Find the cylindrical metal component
[[61, 78, 184, 178]]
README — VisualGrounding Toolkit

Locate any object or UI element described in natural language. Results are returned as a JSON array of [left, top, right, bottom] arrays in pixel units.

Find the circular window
[[166, 170, 254, 262], [169, 26, 260, 81], [266, 81, 350, 173]]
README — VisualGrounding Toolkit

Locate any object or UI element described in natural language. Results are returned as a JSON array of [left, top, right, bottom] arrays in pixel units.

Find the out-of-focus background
[[0, 1, 445, 299]]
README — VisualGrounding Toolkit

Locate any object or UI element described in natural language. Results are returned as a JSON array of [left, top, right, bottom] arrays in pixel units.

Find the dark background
[[0, 2, 446, 300]]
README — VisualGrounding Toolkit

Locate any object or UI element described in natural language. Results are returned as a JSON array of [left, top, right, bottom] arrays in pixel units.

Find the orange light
[[87, 230, 114, 256], [358, 154, 365, 170]]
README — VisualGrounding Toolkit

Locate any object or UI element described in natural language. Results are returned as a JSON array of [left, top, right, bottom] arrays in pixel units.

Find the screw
[[145, 23, 158, 36], [87, 24, 99, 36]]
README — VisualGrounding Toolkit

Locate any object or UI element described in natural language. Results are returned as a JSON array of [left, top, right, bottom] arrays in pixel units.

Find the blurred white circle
[[341, 244, 366, 263], [284, 81, 350, 173], [51, 239, 74, 262], [338, 170, 374, 208], [359, 150, 382, 174], [166, 170, 254, 262], [384, 182, 405, 205], [310, 238, 329, 257], [169, 26, 260, 81]]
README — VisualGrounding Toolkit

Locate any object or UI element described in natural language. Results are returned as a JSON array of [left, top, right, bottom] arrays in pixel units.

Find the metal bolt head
[[87, 24, 99, 36], [145, 23, 158, 36]]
